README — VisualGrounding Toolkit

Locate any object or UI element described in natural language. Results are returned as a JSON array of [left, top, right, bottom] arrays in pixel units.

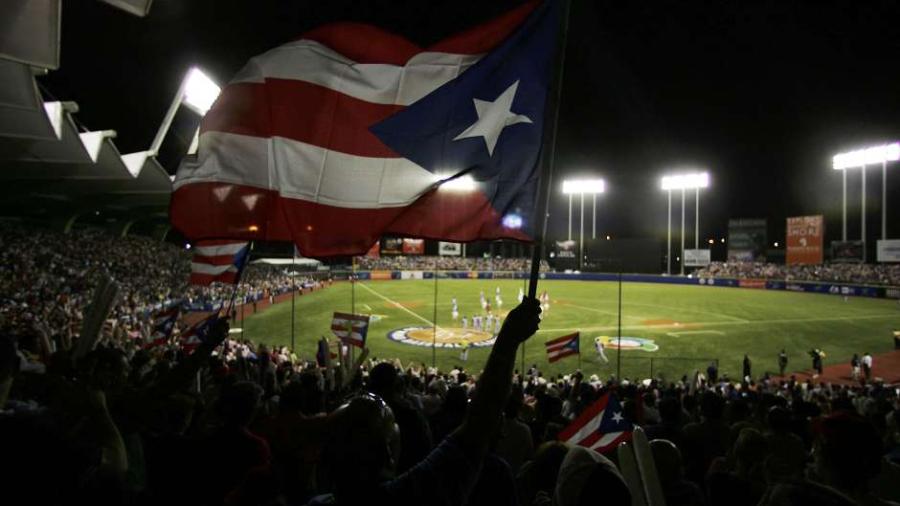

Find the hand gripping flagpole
[[527, 0, 572, 301]]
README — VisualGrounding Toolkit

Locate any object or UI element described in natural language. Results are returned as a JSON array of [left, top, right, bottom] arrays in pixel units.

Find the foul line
[[556, 301, 644, 321], [357, 282, 435, 327], [536, 312, 900, 333]]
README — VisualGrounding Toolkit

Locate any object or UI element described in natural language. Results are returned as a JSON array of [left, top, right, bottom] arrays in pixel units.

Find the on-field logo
[[388, 326, 495, 349], [597, 335, 659, 352]]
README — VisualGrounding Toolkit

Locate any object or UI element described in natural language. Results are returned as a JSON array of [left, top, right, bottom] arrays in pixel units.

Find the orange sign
[[786, 215, 824, 265]]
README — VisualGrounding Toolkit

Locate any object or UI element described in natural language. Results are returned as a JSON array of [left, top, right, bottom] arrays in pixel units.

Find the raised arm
[[454, 297, 540, 461]]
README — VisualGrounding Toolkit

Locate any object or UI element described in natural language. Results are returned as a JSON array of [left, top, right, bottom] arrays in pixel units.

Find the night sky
[[42, 0, 900, 251]]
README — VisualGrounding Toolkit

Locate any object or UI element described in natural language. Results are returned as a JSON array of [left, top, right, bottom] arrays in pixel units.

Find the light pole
[[562, 179, 606, 270], [661, 171, 710, 275], [151, 67, 221, 155], [833, 142, 900, 258]]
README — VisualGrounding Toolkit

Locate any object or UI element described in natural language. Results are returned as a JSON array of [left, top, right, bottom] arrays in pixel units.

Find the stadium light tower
[[661, 172, 710, 275], [562, 179, 606, 270], [833, 143, 899, 254], [150, 67, 221, 156]]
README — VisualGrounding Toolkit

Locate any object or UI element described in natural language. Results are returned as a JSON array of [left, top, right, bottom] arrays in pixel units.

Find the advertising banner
[[877, 239, 900, 263], [402, 238, 425, 255], [727, 219, 767, 261], [555, 240, 576, 259], [364, 242, 380, 258], [831, 241, 864, 263], [684, 249, 711, 267], [786, 215, 824, 265], [382, 238, 403, 255], [438, 241, 462, 256]]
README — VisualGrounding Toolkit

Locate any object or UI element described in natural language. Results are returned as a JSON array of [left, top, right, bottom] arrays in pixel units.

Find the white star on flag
[[612, 411, 624, 424], [453, 80, 533, 156]]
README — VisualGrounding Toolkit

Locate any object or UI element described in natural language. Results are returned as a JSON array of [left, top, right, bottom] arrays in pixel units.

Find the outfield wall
[[344, 270, 900, 300]]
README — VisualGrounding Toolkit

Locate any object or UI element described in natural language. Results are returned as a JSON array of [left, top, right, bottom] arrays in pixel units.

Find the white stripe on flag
[[589, 431, 623, 451], [176, 132, 438, 209], [231, 40, 482, 106], [190, 263, 237, 275], [565, 408, 606, 446], [194, 242, 247, 257]]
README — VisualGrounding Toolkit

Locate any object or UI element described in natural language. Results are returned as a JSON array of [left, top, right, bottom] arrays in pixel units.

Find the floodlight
[[438, 174, 476, 192], [832, 142, 900, 170], [562, 178, 605, 194], [502, 213, 523, 229], [182, 67, 221, 115], [660, 172, 710, 190]]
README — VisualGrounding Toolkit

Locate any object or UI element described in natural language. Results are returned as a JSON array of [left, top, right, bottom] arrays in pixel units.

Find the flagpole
[[577, 332, 581, 371], [291, 247, 296, 353], [616, 270, 622, 380], [350, 256, 356, 367], [432, 258, 439, 369], [527, 0, 572, 299]]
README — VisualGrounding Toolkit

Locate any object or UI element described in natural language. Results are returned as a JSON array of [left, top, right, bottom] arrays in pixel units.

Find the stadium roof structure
[[0, 2, 172, 225]]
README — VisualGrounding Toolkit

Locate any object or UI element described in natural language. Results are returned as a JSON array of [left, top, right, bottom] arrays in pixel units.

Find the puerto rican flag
[[170, 0, 559, 257], [558, 393, 633, 453], [331, 312, 370, 348], [147, 306, 179, 348], [545, 332, 579, 363], [189, 240, 250, 285], [181, 312, 220, 351]]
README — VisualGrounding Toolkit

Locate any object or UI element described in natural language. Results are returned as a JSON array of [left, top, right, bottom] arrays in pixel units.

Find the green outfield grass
[[239, 279, 900, 381]]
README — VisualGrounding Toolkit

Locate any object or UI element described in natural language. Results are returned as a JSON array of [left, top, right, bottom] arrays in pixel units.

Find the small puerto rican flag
[[147, 306, 180, 348], [331, 312, 370, 348], [180, 312, 221, 351], [545, 332, 580, 363], [558, 393, 633, 454], [189, 240, 250, 285]]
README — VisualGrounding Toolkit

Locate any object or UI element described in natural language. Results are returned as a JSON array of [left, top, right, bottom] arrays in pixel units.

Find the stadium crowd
[[0, 226, 320, 343], [3, 294, 900, 505], [696, 261, 900, 286], [353, 255, 550, 272]]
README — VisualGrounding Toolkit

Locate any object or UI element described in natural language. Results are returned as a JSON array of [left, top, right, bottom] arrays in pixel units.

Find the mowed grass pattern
[[241, 280, 900, 381]]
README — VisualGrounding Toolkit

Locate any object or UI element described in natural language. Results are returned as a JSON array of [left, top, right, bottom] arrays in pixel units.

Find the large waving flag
[[559, 393, 633, 454], [189, 240, 250, 285], [181, 312, 221, 351], [170, 0, 560, 257]]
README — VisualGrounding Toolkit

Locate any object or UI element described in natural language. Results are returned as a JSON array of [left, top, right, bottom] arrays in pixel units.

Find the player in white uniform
[[495, 286, 503, 308], [479, 290, 487, 310], [461, 315, 468, 329], [473, 315, 482, 331], [540, 290, 550, 312], [594, 336, 609, 363], [517, 287, 524, 303], [451, 297, 459, 320]]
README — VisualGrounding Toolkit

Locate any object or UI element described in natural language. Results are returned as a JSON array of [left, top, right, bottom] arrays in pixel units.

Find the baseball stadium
[[5, 2, 900, 505]]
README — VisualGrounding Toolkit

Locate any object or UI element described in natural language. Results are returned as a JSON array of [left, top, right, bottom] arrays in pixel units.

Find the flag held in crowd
[[558, 392, 633, 454], [189, 240, 250, 285], [545, 331, 579, 363], [147, 306, 179, 348], [170, 0, 560, 257], [181, 312, 221, 351], [331, 312, 370, 348]]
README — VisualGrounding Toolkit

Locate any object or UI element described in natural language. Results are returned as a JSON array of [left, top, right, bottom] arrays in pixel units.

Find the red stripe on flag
[[201, 80, 404, 157], [298, 1, 539, 64], [558, 394, 610, 443], [191, 254, 238, 266], [545, 332, 578, 347], [189, 271, 238, 286], [171, 183, 531, 257], [548, 349, 578, 363]]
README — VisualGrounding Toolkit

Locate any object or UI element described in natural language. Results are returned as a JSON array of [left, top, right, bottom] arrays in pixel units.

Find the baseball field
[[240, 279, 900, 381]]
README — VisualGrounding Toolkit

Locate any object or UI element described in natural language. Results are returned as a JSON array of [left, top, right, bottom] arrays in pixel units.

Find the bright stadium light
[[150, 66, 221, 156], [182, 67, 221, 115], [561, 178, 606, 270], [661, 171, 710, 275], [502, 213, 523, 229], [832, 142, 899, 252], [660, 172, 710, 190]]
